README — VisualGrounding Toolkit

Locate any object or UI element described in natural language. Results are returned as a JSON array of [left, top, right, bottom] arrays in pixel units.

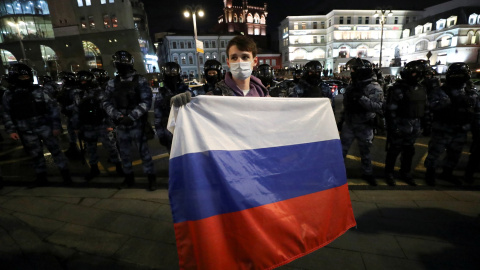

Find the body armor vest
[[397, 84, 427, 118], [113, 75, 140, 112], [10, 88, 47, 120], [345, 86, 366, 114], [78, 93, 105, 126], [435, 85, 472, 125]]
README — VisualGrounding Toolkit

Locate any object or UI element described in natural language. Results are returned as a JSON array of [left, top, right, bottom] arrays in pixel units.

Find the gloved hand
[[351, 90, 364, 101], [170, 92, 192, 107], [119, 116, 134, 126]]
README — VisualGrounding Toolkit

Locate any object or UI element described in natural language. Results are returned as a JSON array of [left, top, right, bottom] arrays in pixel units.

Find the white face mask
[[229, 62, 252, 80]]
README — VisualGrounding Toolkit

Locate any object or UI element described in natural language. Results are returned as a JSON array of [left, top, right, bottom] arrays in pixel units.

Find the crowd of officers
[[0, 49, 478, 189]]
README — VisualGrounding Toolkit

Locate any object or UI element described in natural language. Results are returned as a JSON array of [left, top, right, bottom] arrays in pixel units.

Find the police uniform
[[2, 82, 71, 184]]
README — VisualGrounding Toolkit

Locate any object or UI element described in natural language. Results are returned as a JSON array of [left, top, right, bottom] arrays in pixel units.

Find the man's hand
[[170, 92, 192, 107], [10, 133, 20, 140], [119, 116, 134, 126]]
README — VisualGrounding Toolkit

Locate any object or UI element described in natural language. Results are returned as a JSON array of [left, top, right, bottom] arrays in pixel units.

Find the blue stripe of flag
[[169, 139, 346, 223]]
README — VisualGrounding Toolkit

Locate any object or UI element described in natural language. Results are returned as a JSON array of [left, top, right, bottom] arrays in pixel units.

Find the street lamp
[[184, 5, 204, 82], [373, 9, 392, 68]]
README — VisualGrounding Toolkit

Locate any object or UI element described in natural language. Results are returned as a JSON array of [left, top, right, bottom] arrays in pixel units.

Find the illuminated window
[[109, 0, 114, 3], [358, 17, 362, 24], [436, 36, 452, 48], [89, 16, 95, 29], [81, 17, 87, 29], [301, 22, 306, 29], [85, 0, 91, 6], [272, 59, 276, 66], [294, 22, 298, 30], [77, 0, 83, 7], [101, 0, 106, 4], [313, 22, 317, 29], [112, 16, 118, 27], [469, 14, 479, 25], [415, 40, 428, 51], [103, 15, 111, 28], [181, 56, 186, 65], [188, 55, 193, 65], [180, 42, 184, 49]]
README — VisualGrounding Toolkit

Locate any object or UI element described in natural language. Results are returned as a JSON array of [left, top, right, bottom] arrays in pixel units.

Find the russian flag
[[168, 96, 356, 270]]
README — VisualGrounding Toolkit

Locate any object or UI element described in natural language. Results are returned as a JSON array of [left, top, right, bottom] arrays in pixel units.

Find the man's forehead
[[228, 46, 252, 57]]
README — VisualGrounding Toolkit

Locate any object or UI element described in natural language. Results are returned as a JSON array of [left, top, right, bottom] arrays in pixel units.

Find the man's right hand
[[170, 92, 192, 107], [10, 133, 19, 140]]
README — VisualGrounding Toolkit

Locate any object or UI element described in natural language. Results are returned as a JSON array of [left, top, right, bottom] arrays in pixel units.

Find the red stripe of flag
[[174, 184, 356, 270]]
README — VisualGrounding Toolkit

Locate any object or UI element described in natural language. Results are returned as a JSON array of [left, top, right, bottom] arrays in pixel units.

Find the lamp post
[[373, 9, 392, 68], [184, 5, 204, 82]]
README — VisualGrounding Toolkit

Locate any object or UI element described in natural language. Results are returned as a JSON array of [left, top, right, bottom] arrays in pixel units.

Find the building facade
[[279, 0, 480, 76], [0, 0, 158, 78]]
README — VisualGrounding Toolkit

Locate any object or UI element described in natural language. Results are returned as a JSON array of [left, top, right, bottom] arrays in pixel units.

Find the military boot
[[439, 167, 462, 186], [399, 171, 416, 186], [84, 164, 100, 182], [148, 174, 157, 191], [61, 169, 72, 186], [120, 173, 135, 189], [425, 167, 436, 186], [362, 174, 377, 186], [115, 162, 124, 176], [385, 173, 396, 186]]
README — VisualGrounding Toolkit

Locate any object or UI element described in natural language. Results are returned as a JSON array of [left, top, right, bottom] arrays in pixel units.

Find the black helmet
[[303, 61, 322, 85], [8, 63, 34, 86], [76, 70, 95, 88], [346, 58, 373, 82], [446, 62, 471, 87], [204, 59, 223, 83], [112, 50, 134, 75], [303, 61, 322, 73], [90, 68, 109, 83], [400, 60, 427, 84], [41, 75, 52, 83], [162, 62, 181, 77], [424, 66, 437, 78], [59, 71, 76, 86], [256, 64, 274, 86]]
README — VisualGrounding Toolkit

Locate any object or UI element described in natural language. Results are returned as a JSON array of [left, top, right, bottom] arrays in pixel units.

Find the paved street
[[1, 101, 480, 269]]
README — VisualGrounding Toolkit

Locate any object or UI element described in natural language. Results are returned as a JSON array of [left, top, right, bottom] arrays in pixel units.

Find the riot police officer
[[90, 68, 110, 89], [72, 71, 123, 181], [338, 58, 384, 185], [384, 60, 429, 186], [57, 71, 81, 158], [198, 59, 223, 95], [101, 50, 156, 191], [424, 63, 477, 186], [2, 63, 71, 185], [154, 62, 191, 152], [255, 64, 275, 89], [289, 61, 332, 100]]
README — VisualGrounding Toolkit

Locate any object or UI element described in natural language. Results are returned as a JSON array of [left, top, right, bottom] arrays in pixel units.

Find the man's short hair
[[226, 35, 258, 58]]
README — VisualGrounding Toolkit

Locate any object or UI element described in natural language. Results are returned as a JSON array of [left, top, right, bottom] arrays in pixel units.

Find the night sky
[[142, 0, 448, 46]]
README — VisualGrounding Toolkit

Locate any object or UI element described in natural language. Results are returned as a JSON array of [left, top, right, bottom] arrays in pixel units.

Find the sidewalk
[[0, 178, 479, 270]]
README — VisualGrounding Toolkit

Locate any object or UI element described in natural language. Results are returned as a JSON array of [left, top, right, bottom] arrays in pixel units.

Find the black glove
[[119, 116, 134, 126], [351, 90, 364, 101], [170, 92, 192, 107]]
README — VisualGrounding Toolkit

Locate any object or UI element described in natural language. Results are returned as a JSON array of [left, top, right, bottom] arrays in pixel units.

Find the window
[[103, 15, 110, 28], [365, 17, 369, 24], [112, 16, 118, 27], [358, 17, 362, 24], [101, 0, 106, 3], [376, 17, 380, 24], [272, 59, 276, 66], [413, 17, 416, 21], [320, 36, 325, 43], [340, 17, 344, 24], [204, 41, 209, 48], [81, 17, 87, 29], [321, 22, 325, 29], [437, 36, 452, 48], [199, 56, 204, 64], [187, 42, 192, 48], [77, 0, 83, 7], [181, 56, 186, 65], [302, 22, 306, 29], [221, 40, 225, 48], [172, 42, 177, 49], [328, 19, 331, 27], [188, 55, 193, 65], [212, 41, 216, 48], [294, 22, 298, 30], [221, 54, 226, 63], [313, 36, 318, 43], [266, 59, 270, 65], [415, 40, 428, 51], [313, 22, 317, 29], [180, 42, 184, 49], [88, 16, 95, 29], [406, 17, 410, 23], [85, 0, 91, 6], [173, 56, 178, 63], [394, 17, 398, 24], [347, 17, 351, 24], [109, 0, 114, 3], [469, 14, 478, 25]]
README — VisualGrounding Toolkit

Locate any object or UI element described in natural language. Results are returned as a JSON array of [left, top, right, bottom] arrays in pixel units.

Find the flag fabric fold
[[168, 96, 356, 270]]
